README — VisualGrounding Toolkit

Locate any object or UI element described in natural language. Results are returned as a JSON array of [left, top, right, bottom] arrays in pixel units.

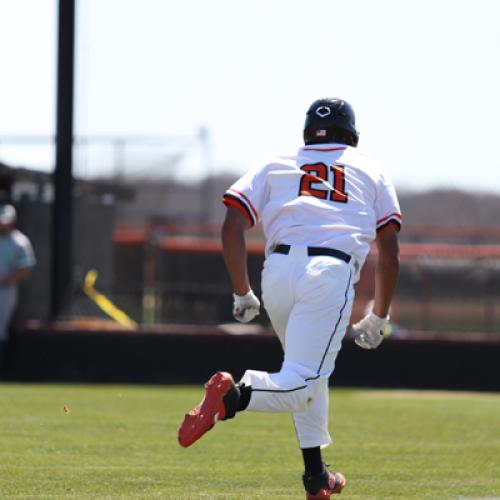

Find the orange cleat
[[303, 466, 346, 499], [178, 371, 238, 448]]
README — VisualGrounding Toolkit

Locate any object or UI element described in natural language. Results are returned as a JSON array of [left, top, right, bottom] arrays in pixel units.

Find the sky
[[0, 0, 500, 192]]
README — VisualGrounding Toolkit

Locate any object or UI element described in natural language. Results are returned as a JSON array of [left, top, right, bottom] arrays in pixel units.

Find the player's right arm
[[353, 167, 401, 349], [353, 223, 400, 349], [373, 223, 400, 318]]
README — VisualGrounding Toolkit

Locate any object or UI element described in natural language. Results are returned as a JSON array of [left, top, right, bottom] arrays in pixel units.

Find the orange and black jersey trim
[[222, 189, 259, 227], [376, 212, 402, 232]]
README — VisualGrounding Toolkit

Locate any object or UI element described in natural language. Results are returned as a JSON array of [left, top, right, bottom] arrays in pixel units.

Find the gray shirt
[[0, 229, 36, 292]]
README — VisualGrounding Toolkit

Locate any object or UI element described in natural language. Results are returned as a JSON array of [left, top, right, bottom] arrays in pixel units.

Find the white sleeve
[[375, 173, 402, 232], [14, 233, 36, 270], [222, 165, 268, 227]]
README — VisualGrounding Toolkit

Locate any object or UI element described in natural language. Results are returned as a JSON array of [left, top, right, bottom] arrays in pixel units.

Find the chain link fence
[[3, 137, 500, 335]]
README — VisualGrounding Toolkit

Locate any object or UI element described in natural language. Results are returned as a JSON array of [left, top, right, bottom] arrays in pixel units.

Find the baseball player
[[178, 98, 401, 499]]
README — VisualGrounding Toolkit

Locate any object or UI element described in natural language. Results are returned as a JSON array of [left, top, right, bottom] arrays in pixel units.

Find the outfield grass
[[0, 383, 499, 499]]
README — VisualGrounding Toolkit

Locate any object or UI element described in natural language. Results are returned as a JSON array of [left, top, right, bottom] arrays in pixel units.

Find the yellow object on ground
[[83, 270, 137, 330]]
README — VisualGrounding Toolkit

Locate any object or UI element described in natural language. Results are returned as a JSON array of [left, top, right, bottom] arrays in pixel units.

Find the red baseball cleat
[[303, 466, 346, 499], [178, 371, 238, 448]]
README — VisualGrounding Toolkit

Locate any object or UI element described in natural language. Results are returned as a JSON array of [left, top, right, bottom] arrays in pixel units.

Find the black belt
[[272, 244, 351, 263]]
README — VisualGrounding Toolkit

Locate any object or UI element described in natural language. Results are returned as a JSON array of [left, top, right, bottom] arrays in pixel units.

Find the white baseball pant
[[239, 245, 354, 449]]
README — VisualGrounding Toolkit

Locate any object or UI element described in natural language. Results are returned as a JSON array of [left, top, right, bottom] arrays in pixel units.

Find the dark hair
[[304, 125, 359, 147]]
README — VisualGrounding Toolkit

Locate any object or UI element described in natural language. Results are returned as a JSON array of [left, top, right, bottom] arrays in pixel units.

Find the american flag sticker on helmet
[[316, 130, 327, 137]]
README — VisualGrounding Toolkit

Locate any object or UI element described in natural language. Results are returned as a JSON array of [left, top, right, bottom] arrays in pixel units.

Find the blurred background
[[1, 0, 500, 383]]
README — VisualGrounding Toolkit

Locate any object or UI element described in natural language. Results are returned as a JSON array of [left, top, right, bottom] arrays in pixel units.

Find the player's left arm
[[221, 206, 261, 323], [221, 206, 252, 296]]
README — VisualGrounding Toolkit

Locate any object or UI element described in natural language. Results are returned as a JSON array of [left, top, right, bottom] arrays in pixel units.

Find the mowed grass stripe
[[0, 383, 499, 499]]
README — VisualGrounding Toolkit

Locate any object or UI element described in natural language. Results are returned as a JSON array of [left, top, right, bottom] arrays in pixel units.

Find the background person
[[0, 204, 36, 367]]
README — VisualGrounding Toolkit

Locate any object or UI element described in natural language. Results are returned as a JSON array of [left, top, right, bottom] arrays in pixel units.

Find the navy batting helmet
[[303, 98, 359, 147]]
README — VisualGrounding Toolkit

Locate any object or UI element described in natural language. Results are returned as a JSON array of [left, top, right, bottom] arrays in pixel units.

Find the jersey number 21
[[299, 163, 348, 203]]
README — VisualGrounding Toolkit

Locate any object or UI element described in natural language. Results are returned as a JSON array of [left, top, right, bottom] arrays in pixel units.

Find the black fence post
[[51, 0, 76, 320]]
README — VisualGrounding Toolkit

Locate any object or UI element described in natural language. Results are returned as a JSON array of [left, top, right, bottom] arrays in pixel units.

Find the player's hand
[[232, 290, 261, 323], [352, 312, 389, 349]]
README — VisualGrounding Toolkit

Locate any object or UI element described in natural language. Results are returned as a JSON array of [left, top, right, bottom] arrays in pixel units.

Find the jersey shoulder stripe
[[376, 213, 402, 232], [222, 193, 257, 226], [376, 212, 402, 226], [225, 189, 259, 221], [377, 220, 401, 233]]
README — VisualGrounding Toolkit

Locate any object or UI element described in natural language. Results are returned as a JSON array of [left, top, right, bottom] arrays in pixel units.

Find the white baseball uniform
[[223, 143, 401, 448]]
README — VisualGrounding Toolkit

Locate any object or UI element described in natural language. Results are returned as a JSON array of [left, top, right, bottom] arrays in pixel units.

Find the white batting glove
[[352, 312, 389, 350], [232, 290, 261, 323]]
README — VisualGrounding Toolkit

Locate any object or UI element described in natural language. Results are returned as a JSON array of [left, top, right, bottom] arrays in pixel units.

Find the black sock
[[302, 447, 324, 476], [236, 383, 251, 412]]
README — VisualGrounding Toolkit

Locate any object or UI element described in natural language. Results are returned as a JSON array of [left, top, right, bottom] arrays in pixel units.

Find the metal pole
[[50, 0, 76, 320]]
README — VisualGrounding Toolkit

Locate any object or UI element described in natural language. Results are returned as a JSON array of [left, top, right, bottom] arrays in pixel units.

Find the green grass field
[[0, 383, 499, 499]]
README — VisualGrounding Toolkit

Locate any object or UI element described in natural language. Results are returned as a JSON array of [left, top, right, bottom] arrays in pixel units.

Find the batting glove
[[352, 312, 389, 350], [232, 290, 261, 323]]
